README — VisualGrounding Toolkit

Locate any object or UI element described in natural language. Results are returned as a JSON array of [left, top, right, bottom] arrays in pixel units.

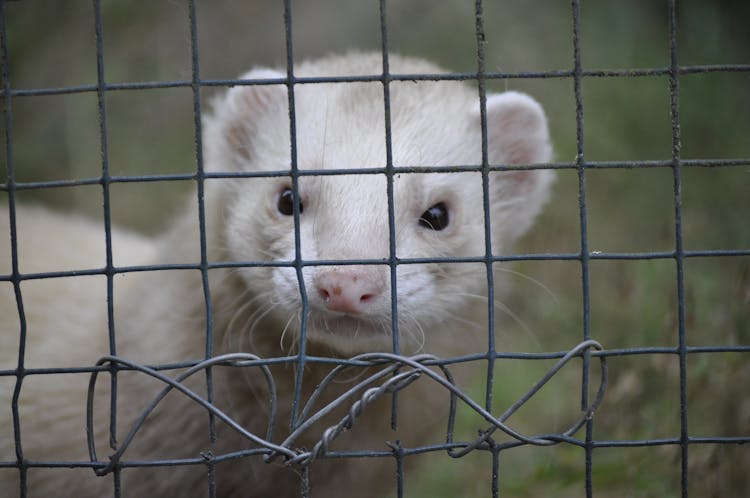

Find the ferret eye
[[277, 187, 303, 216], [418, 202, 449, 231]]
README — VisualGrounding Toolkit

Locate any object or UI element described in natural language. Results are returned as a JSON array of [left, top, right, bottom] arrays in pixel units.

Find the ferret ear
[[204, 68, 288, 170], [228, 68, 287, 117], [484, 92, 555, 250], [486, 91, 551, 166]]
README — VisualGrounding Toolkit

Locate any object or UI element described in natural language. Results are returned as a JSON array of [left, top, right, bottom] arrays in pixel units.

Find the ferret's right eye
[[277, 187, 303, 216]]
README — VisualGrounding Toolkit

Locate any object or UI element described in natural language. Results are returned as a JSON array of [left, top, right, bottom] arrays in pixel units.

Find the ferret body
[[0, 53, 553, 497]]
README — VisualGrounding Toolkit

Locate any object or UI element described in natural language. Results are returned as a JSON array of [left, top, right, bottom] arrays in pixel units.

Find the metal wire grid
[[0, 0, 748, 497]]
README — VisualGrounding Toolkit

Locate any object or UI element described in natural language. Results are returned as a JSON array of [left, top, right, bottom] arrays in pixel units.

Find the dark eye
[[277, 187, 303, 216], [418, 202, 449, 231]]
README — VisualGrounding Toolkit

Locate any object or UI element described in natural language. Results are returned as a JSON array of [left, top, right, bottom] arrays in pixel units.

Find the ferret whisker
[[223, 288, 264, 326], [242, 300, 280, 351], [454, 291, 541, 350], [279, 312, 299, 352], [404, 313, 426, 353], [493, 266, 559, 304], [437, 309, 483, 332]]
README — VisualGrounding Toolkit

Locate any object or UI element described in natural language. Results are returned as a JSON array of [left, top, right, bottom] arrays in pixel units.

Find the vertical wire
[[378, 0, 402, 433], [570, 1, 594, 496], [490, 440, 500, 498], [1, 1, 28, 495], [186, 1, 217, 496], [379, 0, 399, 356], [282, 0, 309, 432], [300, 465, 311, 498], [473, 0, 497, 416], [92, 2, 120, 494], [392, 440, 405, 498], [667, 1, 689, 496]]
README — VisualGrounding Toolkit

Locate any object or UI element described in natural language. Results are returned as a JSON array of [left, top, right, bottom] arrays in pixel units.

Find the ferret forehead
[[294, 83, 387, 171], [293, 82, 478, 171], [301, 172, 387, 206]]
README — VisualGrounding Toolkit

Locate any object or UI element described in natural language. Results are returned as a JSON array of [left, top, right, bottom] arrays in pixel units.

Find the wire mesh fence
[[1, 0, 749, 497]]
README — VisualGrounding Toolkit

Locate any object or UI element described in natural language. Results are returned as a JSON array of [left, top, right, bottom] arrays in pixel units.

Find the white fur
[[1, 53, 553, 497]]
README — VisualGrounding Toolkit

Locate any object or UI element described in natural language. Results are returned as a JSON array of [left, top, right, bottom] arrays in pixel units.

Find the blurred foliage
[[1, 0, 748, 496]]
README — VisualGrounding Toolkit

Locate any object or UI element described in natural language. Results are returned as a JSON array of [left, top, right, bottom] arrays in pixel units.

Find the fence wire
[[1, 1, 749, 498]]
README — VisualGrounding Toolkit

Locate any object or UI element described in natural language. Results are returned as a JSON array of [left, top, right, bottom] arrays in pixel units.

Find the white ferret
[[0, 53, 553, 497]]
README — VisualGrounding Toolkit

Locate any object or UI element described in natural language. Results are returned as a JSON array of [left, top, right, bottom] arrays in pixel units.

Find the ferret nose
[[314, 269, 383, 315]]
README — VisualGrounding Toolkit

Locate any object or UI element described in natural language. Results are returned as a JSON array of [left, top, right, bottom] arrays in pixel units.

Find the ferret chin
[[1, 52, 553, 497]]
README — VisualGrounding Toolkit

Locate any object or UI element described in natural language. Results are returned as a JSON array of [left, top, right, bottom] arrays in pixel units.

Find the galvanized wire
[[1, 0, 749, 497], [83, 341, 607, 471]]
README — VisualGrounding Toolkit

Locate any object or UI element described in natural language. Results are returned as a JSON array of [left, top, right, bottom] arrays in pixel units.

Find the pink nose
[[315, 270, 382, 315]]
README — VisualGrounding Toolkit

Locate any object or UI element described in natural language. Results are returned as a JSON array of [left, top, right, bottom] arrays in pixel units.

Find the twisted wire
[[85, 340, 607, 474]]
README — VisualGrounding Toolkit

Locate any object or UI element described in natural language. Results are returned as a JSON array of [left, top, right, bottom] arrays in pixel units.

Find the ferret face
[[205, 54, 553, 355], [221, 170, 490, 355]]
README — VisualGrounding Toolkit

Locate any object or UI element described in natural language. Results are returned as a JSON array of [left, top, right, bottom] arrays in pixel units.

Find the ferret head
[[204, 54, 553, 356]]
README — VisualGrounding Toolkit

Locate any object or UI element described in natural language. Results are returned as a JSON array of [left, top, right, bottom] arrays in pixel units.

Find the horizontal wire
[[3, 247, 748, 284], [2, 63, 749, 98], [2, 158, 749, 192]]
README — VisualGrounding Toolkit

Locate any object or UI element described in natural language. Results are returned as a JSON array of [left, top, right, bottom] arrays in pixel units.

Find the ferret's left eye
[[277, 187, 303, 216], [418, 202, 449, 231]]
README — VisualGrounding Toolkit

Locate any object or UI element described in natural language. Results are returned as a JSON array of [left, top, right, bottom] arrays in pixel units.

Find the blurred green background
[[2, 0, 748, 496]]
